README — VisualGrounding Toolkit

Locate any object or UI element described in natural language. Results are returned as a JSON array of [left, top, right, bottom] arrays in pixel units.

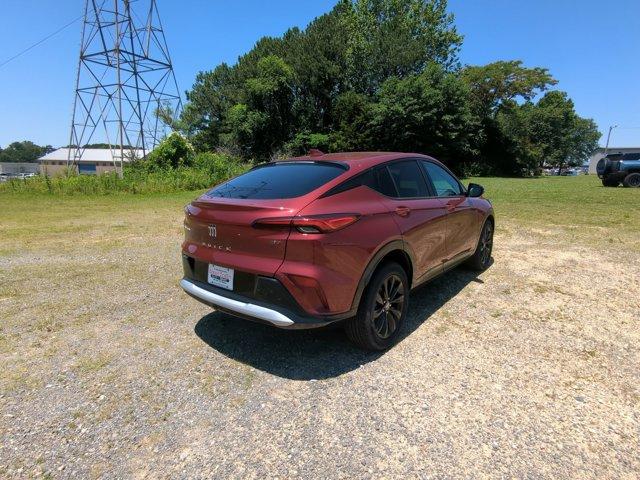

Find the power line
[[0, 14, 83, 70]]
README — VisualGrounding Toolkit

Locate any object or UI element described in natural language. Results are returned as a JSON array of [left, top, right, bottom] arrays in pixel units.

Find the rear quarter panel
[[276, 186, 401, 316]]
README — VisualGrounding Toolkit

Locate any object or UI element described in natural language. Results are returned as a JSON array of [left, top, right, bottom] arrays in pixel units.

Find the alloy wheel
[[373, 274, 405, 339], [480, 223, 493, 267]]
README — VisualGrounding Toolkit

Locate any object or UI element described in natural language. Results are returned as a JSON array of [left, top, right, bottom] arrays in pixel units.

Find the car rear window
[[206, 162, 347, 199]]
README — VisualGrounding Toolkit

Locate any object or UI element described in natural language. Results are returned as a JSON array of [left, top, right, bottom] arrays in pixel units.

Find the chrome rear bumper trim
[[179, 279, 295, 327]]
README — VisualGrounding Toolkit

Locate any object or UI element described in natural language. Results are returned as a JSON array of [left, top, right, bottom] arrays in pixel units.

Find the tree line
[[173, 0, 599, 176], [0, 141, 54, 163]]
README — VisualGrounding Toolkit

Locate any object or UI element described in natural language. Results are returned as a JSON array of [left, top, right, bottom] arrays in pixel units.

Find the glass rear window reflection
[[207, 162, 346, 200]]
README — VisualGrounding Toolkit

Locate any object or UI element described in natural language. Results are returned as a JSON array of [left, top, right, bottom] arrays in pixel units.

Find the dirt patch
[[1, 196, 639, 478]]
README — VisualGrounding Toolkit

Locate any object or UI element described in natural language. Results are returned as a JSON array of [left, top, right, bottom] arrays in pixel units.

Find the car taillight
[[293, 214, 360, 233], [253, 214, 360, 234]]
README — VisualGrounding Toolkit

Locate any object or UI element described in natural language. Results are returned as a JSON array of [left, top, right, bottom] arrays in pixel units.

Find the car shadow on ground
[[194, 266, 486, 380]]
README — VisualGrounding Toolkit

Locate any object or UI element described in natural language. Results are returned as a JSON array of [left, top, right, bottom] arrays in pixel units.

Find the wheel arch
[[476, 213, 494, 245], [485, 214, 495, 228], [349, 240, 415, 313]]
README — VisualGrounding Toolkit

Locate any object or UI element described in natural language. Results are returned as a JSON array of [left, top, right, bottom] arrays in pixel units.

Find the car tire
[[602, 177, 620, 187], [345, 262, 409, 351], [622, 173, 640, 188], [465, 219, 494, 271]]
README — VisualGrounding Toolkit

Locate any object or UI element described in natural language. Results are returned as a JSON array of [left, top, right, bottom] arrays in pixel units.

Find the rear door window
[[386, 160, 429, 198], [207, 162, 346, 199], [366, 167, 398, 197], [324, 166, 397, 197]]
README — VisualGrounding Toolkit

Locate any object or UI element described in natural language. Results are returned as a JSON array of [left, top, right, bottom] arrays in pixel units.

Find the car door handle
[[445, 201, 456, 212], [395, 206, 411, 217]]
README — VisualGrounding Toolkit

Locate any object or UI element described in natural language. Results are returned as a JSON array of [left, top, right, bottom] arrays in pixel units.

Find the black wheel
[[623, 173, 640, 188], [345, 262, 408, 351], [465, 219, 494, 271], [602, 177, 620, 187]]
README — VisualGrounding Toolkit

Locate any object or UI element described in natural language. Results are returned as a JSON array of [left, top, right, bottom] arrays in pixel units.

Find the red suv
[[180, 151, 494, 350]]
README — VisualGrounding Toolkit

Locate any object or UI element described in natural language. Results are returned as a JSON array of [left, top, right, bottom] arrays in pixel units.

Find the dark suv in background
[[597, 153, 640, 187]]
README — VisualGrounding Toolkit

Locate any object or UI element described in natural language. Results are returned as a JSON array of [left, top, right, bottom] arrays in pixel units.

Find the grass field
[[1, 175, 639, 478], [1, 175, 637, 254], [478, 176, 640, 251]]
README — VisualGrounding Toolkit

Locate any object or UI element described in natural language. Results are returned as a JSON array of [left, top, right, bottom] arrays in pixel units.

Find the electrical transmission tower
[[68, 0, 182, 174]]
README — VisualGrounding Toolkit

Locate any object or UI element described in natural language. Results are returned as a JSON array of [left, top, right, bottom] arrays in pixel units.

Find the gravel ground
[[1, 200, 639, 479]]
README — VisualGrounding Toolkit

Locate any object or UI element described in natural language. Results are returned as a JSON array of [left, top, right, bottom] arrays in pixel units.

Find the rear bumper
[[180, 278, 294, 327], [180, 277, 350, 329], [180, 253, 354, 328]]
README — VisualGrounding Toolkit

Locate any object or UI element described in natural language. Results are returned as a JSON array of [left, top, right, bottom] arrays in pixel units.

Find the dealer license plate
[[207, 264, 234, 291]]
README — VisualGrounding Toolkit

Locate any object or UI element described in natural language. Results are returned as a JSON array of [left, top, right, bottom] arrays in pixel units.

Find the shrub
[[192, 152, 246, 180], [140, 132, 195, 171], [0, 133, 251, 196]]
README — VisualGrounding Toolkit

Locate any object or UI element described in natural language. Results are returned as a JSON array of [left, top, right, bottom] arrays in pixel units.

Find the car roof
[[283, 151, 438, 174]]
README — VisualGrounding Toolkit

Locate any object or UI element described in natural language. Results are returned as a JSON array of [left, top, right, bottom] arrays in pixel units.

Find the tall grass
[[0, 154, 248, 196]]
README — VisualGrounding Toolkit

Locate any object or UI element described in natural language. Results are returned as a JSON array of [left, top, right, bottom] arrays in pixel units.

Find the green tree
[[494, 101, 541, 175], [177, 1, 598, 177], [180, 0, 463, 161], [496, 92, 600, 175], [565, 117, 600, 169], [369, 64, 478, 171], [286, 9, 350, 131], [284, 132, 332, 156], [329, 91, 375, 151], [461, 60, 557, 117], [181, 63, 241, 151], [461, 60, 559, 174], [342, 0, 462, 93], [0, 141, 54, 163], [531, 91, 600, 172], [222, 55, 295, 160]]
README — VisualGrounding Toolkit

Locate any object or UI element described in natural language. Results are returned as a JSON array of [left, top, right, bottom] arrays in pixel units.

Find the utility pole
[[603, 124, 618, 157], [67, 0, 181, 175]]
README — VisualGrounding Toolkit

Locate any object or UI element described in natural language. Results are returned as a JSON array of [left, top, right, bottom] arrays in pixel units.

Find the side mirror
[[467, 183, 484, 198]]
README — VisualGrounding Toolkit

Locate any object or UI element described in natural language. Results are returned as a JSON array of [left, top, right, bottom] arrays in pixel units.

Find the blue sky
[[1, 0, 639, 148]]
